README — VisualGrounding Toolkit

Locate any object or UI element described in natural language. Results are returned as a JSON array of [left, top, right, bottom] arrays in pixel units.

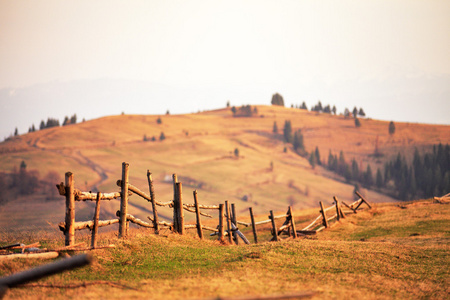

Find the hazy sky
[[0, 0, 449, 138]]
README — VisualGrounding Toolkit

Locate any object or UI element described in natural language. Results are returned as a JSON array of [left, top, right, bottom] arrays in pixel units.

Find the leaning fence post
[[288, 206, 297, 239], [231, 203, 238, 245], [218, 204, 224, 242], [176, 182, 184, 234], [193, 190, 203, 240], [249, 207, 258, 244], [319, 201, 329, 228], [225, 201, 232, 244], [119, 162, 129, 238], [270, 210, 279, 242], [91, 192, 101, 249], [147, 171, 159, 234], [355, 191, 372, 209], [64, 172, 75, 246]]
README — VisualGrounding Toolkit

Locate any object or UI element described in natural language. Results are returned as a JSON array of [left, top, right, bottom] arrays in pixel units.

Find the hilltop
[[0, 105, 449, 232]]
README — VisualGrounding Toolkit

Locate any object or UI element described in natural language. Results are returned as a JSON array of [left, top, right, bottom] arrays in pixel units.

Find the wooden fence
[[56, 162, 372, 247]]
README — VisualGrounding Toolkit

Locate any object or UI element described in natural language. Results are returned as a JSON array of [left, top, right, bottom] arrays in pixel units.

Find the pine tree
[[271, 93, 285, 106], [376, 168, 383, 188], [283, 120, 292, 143], [309, 152, 316, 169], [352, 107, 358, 118], [355, 118, 361, 127], [389, 121, 396, 135], [272, 121, 278, 134], [315, 147, 321, 165], [159, 132, 166, 141]]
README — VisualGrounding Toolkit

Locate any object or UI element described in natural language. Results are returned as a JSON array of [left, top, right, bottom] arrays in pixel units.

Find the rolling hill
[[0, 105, 449, 233]]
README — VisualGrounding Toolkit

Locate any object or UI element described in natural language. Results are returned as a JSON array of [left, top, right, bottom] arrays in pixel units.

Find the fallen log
[[0, 252, 59, 261], [0, 254, 92, 288]]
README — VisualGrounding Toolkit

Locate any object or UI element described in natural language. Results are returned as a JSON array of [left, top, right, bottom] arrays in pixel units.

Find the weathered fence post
[[288, 206, 297, 239], [334, 196, 346, 220], [147, 170, 159, 234], [172, 174, 178, 233], [91, 192, 101, 249], [64, 172, 75, 246], [355, 191, 372, 209], [319, 201, 329, 228], [249, 207, 258, 244], [225, 201, 232, 244], [119, 162, 129, 238], [176, 182, 184, 234], [231, 203, 238, 245], [334, 196, 341, 221], [218, 204, 224, 242], [270, 210, 279, 242], [193, 190, 203, 240]]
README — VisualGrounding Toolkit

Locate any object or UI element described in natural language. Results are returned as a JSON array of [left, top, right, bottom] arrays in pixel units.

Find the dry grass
[[1, 201, 449, 299], [5, 105, 446, 232]]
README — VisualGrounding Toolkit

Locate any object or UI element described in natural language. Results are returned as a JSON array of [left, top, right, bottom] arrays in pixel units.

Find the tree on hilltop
[[271, 93, 285, 107]]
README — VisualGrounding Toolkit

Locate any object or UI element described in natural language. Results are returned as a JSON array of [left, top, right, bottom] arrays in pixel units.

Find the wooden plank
[[64, 172, 75, 246], [0, 252, 59, 261], [147, 171, 160, 234], [172, 174, 178, 233], [116, 180, 173, 207], [176, 182, 185, 235], [59, 219, 119, 232], [218, 204, 224, 242], [319, 201, 329, 228], [249, 207, 258, 244], [230, 222, 250, 245], [355, 191, 372, 209], [231, 203, 238, 245], [225, 201, 232, 244], [270, 210, 279, 242], [342, 200, 357, 213], [91, 192, 101, 249], [193, 190, 203, 240], [301, 214, 322, 231], [334, 196, 340, 221], [118, 162, 129, 238], [289, 206, 297, 239]]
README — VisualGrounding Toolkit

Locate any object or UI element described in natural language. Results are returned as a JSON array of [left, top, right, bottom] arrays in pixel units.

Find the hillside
[[0, 200, 449, 299], [0, 105, 449, 232]]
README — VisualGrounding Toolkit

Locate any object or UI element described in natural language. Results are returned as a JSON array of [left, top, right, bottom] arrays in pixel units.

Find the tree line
[[0, 161, 61, 205], [324, 144, 450, 200]]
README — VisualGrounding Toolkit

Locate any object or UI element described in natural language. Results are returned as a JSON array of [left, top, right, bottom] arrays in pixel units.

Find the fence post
[[91, 192, 101, 249], [225, 201, 232, 244], [176, 182, 184, 234], [218, 204, 224, 242], [119, 162, 129, 238], [249, 207, 258, 244], [288, 206, 297, 239], [231, 203, 238, 245], [334, 196, 341, 221], [147, 171, 159, 234], [64, 172, 75, 246], [319, 201, 329, 228], [193, 190, 203, 240], [355, 191, 372, 209], [270, 210, 279, 242], [172, 174, 178, 233]]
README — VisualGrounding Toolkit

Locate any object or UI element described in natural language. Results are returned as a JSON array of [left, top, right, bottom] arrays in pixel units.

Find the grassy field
[[1, 200, 449, 299], [2, 105, 449, 232]]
